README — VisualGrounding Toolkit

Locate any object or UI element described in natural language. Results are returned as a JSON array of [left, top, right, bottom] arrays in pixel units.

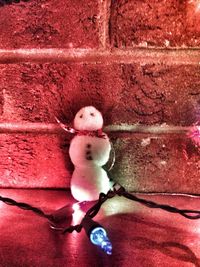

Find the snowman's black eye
[[90, 113, 95, 116], [80, 114, 83, 118]]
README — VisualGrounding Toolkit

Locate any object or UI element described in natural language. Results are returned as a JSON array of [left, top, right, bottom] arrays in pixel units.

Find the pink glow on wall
[[187, 0, 200, 34], [72, 208, 84, 225], [189, 0, 200, 12], [188, 126, 200, 148]]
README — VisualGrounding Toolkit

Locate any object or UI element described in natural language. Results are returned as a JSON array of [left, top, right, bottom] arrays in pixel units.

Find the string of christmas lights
[[0, 195, 53, 221], [1, 183, 200, 255], [0, 115, 199, 255]]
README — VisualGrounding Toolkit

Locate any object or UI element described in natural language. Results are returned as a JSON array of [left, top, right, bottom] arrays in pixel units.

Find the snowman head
[[74, 106, 103, 131]]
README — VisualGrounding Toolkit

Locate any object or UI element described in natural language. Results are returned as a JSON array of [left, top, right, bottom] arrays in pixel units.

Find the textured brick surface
[[110, 135, 200, 194], [110, 0, 200, 48], [0, 63, 199, 189], [0, 0, 99, 48], [0, 134, 72, 188], [0, 63, 199, 126], [0, 132, 199, 192]]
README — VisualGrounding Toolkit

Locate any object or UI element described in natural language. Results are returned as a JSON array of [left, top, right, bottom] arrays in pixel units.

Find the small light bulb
[[72, 200, 98, 213], [82, 216, 112, 255], [90, 227, 112, 255], [72, 202, 81, 212], [72, 201, 88, 212]]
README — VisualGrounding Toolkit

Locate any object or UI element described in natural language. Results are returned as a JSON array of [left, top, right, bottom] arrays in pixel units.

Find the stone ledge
[[0, 189, 199, 267]]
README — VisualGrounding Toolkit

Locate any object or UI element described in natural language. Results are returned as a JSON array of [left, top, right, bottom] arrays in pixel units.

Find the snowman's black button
[[86, 156, 93, 160]]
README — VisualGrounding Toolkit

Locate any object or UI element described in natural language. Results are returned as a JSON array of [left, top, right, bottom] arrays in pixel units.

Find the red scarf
[[56, 118, 106, 139], [77, 129, 106, 139]]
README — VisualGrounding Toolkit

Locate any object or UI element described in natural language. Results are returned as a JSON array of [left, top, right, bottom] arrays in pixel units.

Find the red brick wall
[[0, 0, 199, 192]]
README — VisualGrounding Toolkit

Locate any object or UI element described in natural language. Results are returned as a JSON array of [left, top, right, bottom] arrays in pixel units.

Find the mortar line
[[0, 122, 197, 135], [98, 0, 110, 49], [0, 187, 199, 197], [0, 48, 200, 65]]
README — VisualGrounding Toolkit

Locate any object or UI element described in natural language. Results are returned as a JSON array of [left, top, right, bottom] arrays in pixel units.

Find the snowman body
[[69, 106, 112, 201]]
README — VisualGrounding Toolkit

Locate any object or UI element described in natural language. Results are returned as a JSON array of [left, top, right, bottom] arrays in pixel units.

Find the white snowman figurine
[[69, 106, 113, 201]]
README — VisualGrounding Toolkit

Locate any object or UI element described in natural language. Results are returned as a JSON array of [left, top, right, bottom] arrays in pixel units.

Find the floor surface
[[0, 189, 200, 267]]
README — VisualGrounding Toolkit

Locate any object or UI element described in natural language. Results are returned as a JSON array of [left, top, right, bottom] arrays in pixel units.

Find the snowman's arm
[[55, 117, 77, 134]]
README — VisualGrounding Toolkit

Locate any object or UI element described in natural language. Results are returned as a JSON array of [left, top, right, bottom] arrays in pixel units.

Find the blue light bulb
[[90, 227, 112, 255]]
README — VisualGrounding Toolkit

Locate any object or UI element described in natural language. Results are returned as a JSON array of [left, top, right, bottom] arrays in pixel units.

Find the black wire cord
[[0, 195, 53, 221], [122, 191, 200, 220], [62, 185, 124, 234], [62, 184, 200, 234], [1, 184, 200, 235]]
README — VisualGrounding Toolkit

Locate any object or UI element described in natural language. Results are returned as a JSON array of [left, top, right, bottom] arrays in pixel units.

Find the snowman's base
[[70, 166, 113, 201]]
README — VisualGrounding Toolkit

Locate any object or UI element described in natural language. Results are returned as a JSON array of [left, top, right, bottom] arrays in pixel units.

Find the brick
[[0, 63, 199, 126], [110, 135, 200, 194], [110, 0, 200, 48], [0, 134, 72, 188], [0, 132, 199, 192], [0, 62, 199, 189], [0, 0, 99, 48]]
